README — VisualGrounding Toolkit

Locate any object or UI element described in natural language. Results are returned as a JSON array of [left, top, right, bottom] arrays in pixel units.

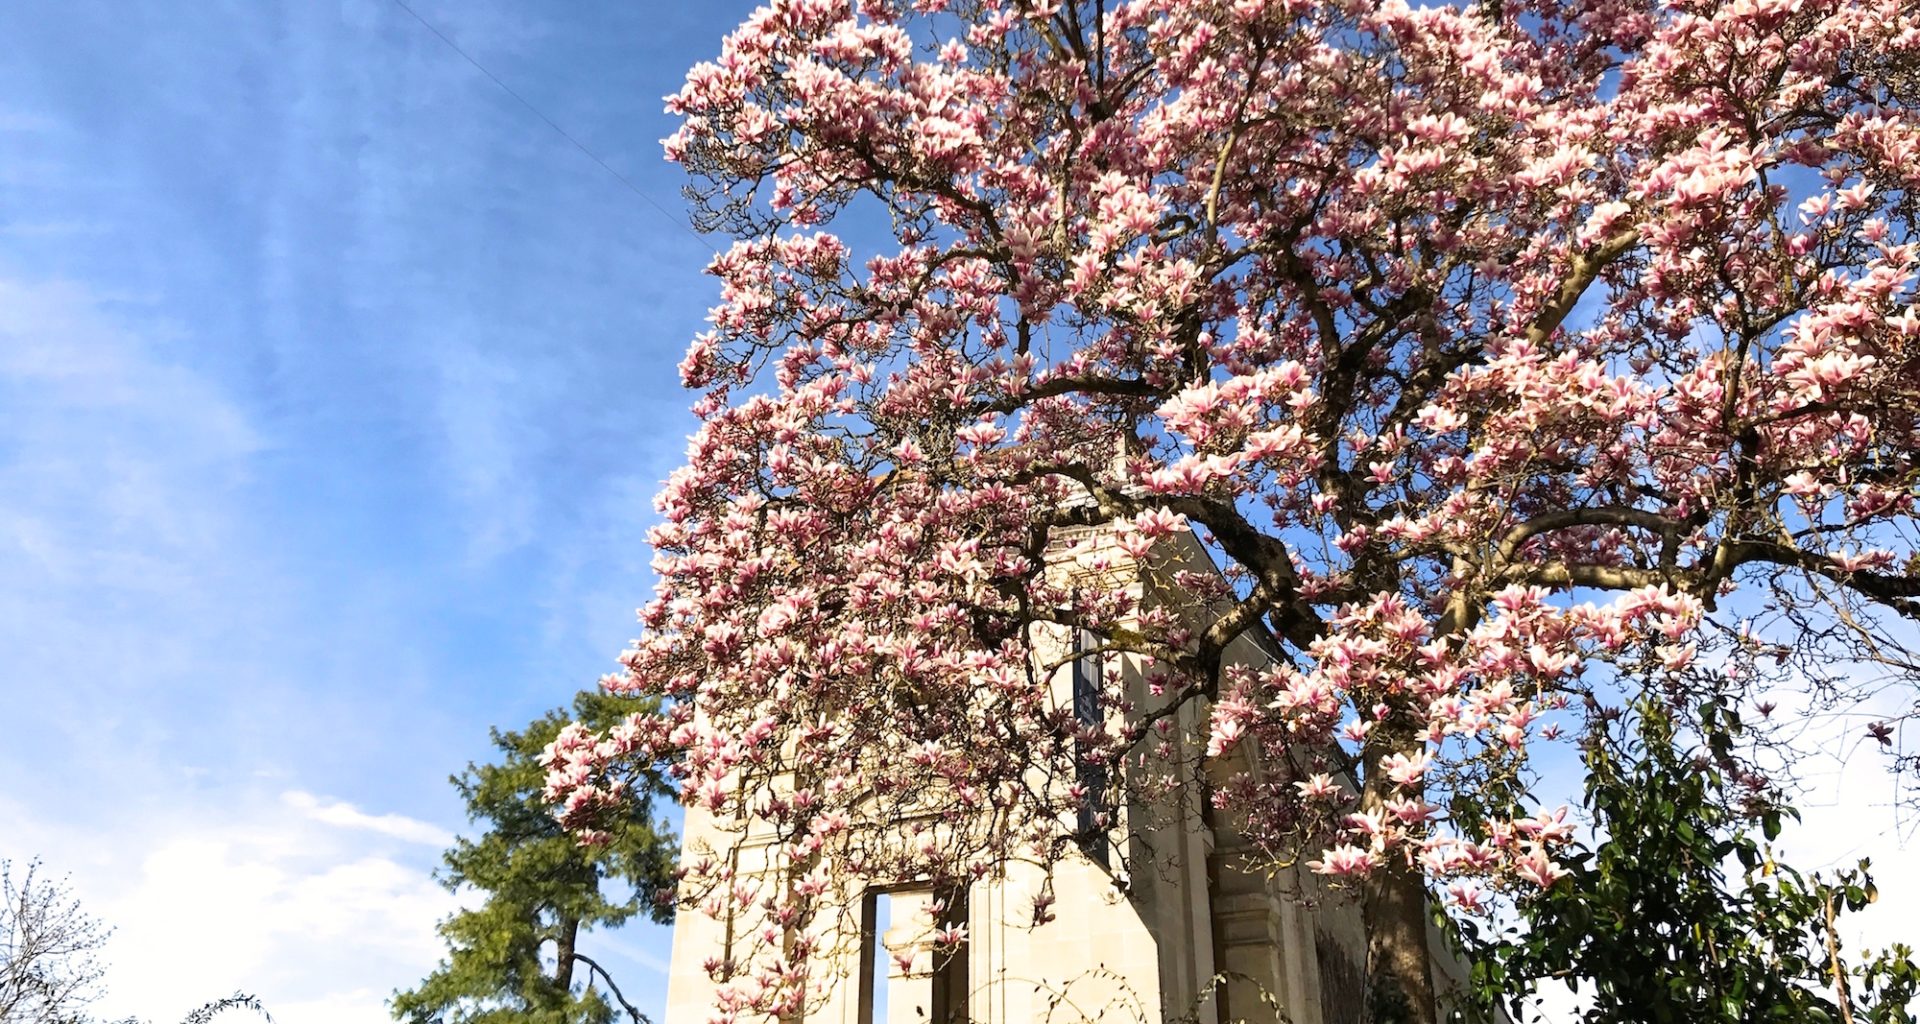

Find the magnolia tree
[[546, 0, 1920, 1019]]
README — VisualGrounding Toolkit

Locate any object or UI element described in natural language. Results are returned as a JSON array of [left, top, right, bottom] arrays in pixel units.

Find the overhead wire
[[387, 0, 717, 253]]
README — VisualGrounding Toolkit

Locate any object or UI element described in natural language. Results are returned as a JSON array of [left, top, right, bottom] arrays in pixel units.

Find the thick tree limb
[[1525, 228, 1639, 345], [1716, 539, 1920, 620], [1496, 506, 1686, 565]]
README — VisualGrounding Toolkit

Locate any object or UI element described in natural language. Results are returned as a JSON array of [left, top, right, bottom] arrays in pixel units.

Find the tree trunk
[[555, 912, 580, 991], [1361, 729, 1437, 1024]]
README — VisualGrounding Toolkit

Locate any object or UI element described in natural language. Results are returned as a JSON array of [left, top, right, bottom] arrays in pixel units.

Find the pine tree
[[392, 692, 676, 1024]]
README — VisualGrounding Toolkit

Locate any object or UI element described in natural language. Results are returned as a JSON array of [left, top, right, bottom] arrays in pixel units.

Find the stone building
[[661, 528, 1470, 1024]]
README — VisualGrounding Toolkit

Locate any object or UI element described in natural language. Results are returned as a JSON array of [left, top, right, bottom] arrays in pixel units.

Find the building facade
[[661, 529, 1467, 1024]]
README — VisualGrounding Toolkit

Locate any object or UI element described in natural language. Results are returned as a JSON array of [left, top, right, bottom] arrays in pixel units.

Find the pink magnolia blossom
[[1447, 882, 1491, 913], [1310, 844, 1380, 879], [1514, 846, 1570, 890], [551, 0, 1920, 1017], [1294, 773, 1340, 801], [1380, 750, 1436, 787]]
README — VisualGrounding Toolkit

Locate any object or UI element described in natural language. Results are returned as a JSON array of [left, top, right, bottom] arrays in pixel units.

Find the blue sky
[[0, 1, 753, 1019]]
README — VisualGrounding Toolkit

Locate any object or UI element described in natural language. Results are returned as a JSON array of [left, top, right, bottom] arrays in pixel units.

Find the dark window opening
[[858, 891, 886, 1024], [930, 888, 970, 1024], [1073, 628, 1111, 868]]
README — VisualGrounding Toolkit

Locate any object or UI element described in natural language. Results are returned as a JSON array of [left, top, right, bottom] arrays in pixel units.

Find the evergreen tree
[[392, 692, 676, 1024]]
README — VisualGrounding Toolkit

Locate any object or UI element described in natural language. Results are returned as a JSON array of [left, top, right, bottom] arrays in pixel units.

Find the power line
[[388, 0, 715, 252]]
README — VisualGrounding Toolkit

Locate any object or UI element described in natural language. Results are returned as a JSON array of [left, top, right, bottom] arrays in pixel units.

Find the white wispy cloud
[[0, 263, 447, 1022], [283, 790, 457, 848], [2, 790, 456, 1024], [0, 109, 62, 132], [0, 274, 263, 580], [428, 340, 549, 564], [1766, 680, 1920, 954], [0, 267, 284, 776]]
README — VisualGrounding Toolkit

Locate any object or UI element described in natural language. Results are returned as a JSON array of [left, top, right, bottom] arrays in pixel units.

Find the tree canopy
[[543, 0, 1920, 1020], [1466, 700, 1919, 1023], [2, 859, 111, 1024]]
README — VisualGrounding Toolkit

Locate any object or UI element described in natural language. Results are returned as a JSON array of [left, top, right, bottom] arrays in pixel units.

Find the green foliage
[[391, 692, 677, 1024], [140, 992, 272, 1024], [1462, 701, 1919, 1024]]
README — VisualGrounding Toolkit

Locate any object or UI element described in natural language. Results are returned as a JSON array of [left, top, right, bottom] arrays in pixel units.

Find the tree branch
[[1525, 228, 1639, 346], [977, 372, 1164, 414], [1501, 562, 1669, 590], [571, 953, 651, 1024], [1715, 539, 1920, 620], [1495, 506, 1685, 565]]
